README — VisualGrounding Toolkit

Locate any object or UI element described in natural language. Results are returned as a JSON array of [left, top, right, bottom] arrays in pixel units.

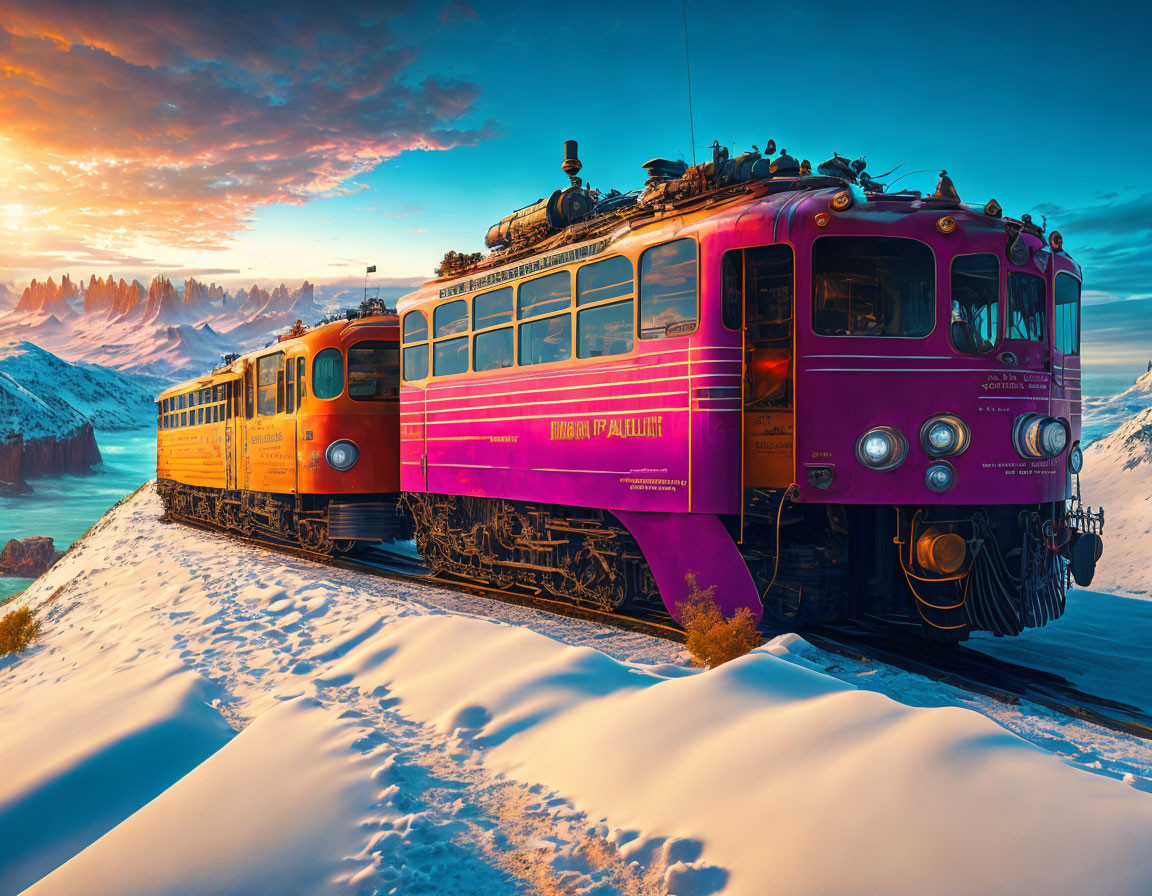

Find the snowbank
[[327, 613, 1152, 896], [4, 485, 1152, 894], [0, 645, 233, 894], [26, 699, 384, 896]]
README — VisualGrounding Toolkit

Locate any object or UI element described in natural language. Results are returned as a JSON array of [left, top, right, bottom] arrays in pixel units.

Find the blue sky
[[4, 0, 1149, 313]]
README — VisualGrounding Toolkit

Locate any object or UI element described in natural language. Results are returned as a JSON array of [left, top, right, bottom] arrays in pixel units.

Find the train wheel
[[298, 519, 332, 554]]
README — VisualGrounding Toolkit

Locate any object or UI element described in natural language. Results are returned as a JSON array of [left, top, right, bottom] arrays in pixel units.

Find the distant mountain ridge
[[0, 275, 322, 380]]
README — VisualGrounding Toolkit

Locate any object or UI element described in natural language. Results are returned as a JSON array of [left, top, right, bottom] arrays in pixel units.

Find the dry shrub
[[0, 606, 40, 655], [676, 572, 761, 668]]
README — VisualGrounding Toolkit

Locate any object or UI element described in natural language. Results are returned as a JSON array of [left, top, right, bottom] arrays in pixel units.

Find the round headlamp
[[925, 461, 956, 493], [1068, 444, 1084, 474], [1012, 414, 1069, 459], [325, 439, 360, 471], [855, 426, 908, 471], [920, 414, 970, 457]]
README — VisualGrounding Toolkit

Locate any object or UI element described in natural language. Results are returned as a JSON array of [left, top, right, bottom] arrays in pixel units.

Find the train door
[[733, 245, 796, 510], [224, 379, 235, 490], [242, 361, 254, 494], [284, 352, 299, 494]]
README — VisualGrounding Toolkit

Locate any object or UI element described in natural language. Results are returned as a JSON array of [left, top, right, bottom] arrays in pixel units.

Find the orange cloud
[[0, 2, 496, 272]]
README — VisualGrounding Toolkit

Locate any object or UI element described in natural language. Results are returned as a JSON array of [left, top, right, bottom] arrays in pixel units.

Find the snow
[[1083, 364, 1152, 446], [1080, 403, 1152, 597], [4, 485, 1152, 894]]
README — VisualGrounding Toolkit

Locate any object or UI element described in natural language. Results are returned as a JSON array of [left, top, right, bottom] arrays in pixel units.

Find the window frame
[[429, 300, 470, 379], [1054, 271, 1082, 356], [517, 269, 573, 321], [312, 347, 345, 400], [638, 237, 700, 341], [518, 310, 572, 367], [810, 235, 937, 340], [949, 252, 1002, 355], [257, 352, 284, 417], [1006, 269, 1048, 343]]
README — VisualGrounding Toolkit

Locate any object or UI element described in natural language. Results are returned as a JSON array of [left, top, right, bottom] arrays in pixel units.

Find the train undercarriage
[[737, 488, 1102, 640], [160, 479, 1101, 643], [157, 479, 410, 554], [400, 493, 662, 613]]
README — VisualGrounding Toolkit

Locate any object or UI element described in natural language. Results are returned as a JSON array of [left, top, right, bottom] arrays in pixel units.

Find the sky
[[1, 0, 1150, 308]]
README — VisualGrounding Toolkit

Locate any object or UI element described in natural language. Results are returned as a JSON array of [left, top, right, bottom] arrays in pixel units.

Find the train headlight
[[1069, 444, 1084, 474], [1012, 414, 1069, 459], [830, 190, 853, 211], [325, 439, 360, 471], [920, 414, 970, 457], [855, 426, 908, 471], [925, 461, 956, 492]]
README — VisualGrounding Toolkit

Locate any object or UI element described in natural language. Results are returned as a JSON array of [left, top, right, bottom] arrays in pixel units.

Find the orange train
[[156, 312, 407, 551]]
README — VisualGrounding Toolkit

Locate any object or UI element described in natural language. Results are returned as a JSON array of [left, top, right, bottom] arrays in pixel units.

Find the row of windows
[[401, 240, 698, 381], [160, 340, 401, 428]]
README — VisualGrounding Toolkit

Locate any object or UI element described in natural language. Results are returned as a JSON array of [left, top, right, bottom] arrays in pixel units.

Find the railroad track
[[163, 513, 1152, 742]]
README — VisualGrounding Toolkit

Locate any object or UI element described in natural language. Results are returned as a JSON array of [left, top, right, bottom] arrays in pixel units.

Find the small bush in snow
[[0, 606, 40, 655], [676, 573, 760, 668]]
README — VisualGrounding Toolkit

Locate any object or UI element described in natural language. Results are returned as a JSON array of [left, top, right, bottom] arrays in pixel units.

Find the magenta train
[[394, 142, 1103, 641]]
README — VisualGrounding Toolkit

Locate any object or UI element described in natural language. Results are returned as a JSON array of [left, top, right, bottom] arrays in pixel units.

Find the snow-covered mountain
[[1083, 364, 1152, 446], [0, 276, 329, 379], [0, 342, 159, 431], [1081, 401, 1152, 598]]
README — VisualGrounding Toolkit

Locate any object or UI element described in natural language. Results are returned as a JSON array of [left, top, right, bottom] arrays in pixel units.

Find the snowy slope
[[1083, 364, 1152, 446], [0, 341, 158, 431], [4, 486, 1152, 895], [1080, 404, 1152, 597]]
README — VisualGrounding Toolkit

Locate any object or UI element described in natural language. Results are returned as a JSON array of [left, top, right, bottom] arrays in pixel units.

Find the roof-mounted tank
[[484, 140, 598, 249]]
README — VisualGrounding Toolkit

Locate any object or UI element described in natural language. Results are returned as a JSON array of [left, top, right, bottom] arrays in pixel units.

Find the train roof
[[399, 140, 1071, 315], [157, 312, 399, 401]]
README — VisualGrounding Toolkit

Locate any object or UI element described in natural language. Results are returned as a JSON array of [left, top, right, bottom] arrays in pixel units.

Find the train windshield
[[1007, 271, 1046, 341], [1055, 273, 1081, 355], [950, 254, 999, 354], [812, 237, 934, 337], [348, 340, 400, 400]]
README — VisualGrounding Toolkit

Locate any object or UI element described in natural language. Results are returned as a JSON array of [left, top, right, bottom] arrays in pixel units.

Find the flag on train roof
[[366, 265, 376, 273]]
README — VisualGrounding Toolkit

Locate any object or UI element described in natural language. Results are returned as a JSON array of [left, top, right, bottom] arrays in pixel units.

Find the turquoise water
[[0, 429, 155, 602]]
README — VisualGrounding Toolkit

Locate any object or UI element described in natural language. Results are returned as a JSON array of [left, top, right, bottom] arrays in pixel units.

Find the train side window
[[434, 300, 468, 337], [474, 327, 514, 371], [1007, 271, 1046, 341], [518, 271, 571, 319], [296, 358, 305, 406], [245, 368, 255, 419], [950, 254, 1000, 354], [434, 337, 468, 376], [519, 313, 571, 366], [349, 340, 400, 399], [285, 359, 296, 413], [257, 353, 283, 415], [402, 310, 428, 343], [812, 236, 934, 337], [403, 344, 429, 381], [1055, 272, 1081, 355], [473, 287, 513, 330], [313, 347, 344, 399], [181, 411, 187, 426], [577, 256, 633, 306], [640, 238, 698, 339], [577, 301, 633, 359], [276, 369, 286, 413]]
